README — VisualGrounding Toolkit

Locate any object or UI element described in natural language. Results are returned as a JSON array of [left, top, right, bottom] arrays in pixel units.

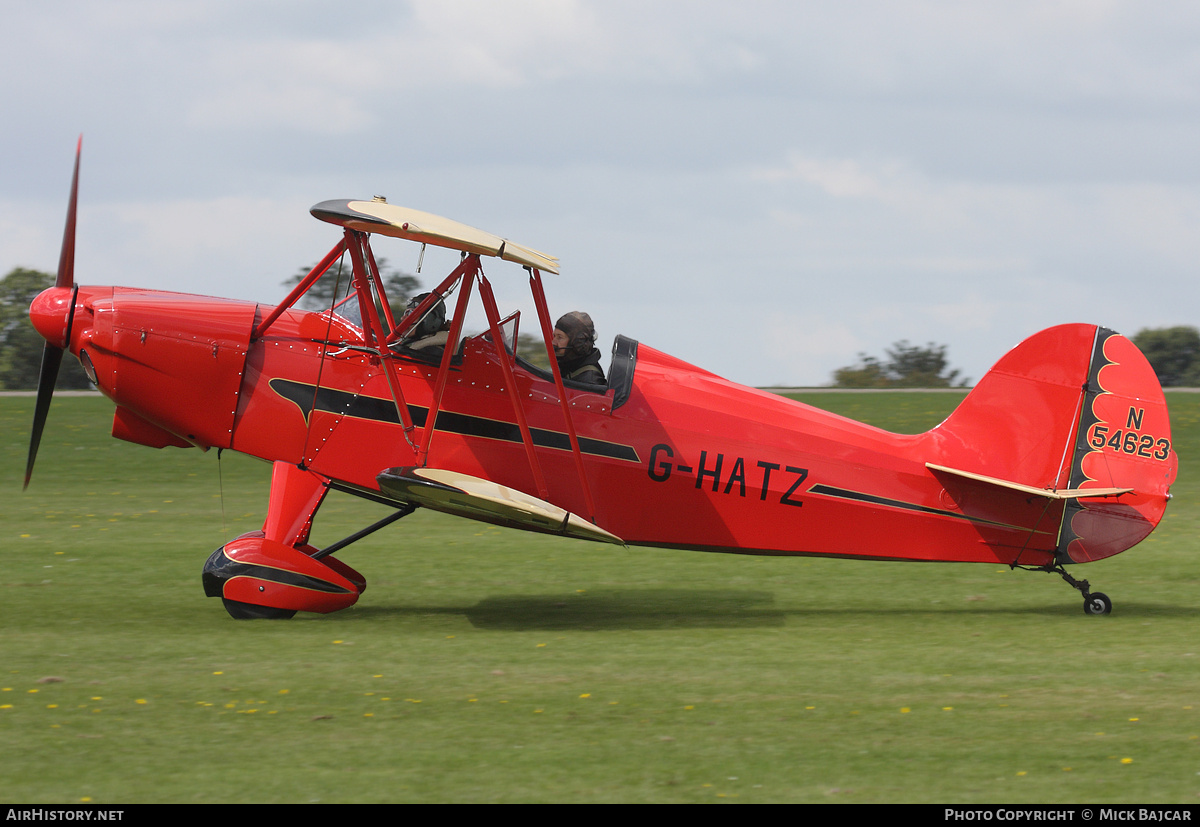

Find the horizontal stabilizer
[[377, 466, 624, 546], [926, 463, 1133, 500]]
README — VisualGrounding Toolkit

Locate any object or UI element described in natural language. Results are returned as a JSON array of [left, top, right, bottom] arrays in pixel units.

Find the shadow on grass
[[347, 588, 787, 630], [338, 592, 1200, 629], [469, 589, 788, 630]]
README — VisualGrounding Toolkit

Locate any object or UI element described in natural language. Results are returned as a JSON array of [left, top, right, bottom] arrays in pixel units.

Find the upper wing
[[311, 200, 559, 274]]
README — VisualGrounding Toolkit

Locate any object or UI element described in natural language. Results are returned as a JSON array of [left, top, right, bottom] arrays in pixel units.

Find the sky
[[4, 0, 1199, 386]]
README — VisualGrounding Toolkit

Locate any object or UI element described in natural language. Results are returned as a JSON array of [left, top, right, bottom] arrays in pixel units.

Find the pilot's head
[[553, 311, 596, 360], [403, 293, 447, 339]]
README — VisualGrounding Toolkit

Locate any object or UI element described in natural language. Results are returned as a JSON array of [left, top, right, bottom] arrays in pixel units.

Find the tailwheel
[[1083, 592, 1112, 616], [222, 598, 297, 620], [1028, 561, 1114, 616]]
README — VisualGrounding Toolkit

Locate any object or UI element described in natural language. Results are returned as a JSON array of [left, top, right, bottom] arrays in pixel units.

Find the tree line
[[831, 341, 967, 388], [1, 265, 1196, 390], [832, 327, 1200, 389]]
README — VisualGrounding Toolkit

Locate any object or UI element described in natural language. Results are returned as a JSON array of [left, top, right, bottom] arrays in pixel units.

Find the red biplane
[[26, 143, 1177, 618]]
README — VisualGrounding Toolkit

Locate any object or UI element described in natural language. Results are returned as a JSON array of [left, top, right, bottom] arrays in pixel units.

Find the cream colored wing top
[[311, 199, 559, 274], [376, 466, 623, 546]]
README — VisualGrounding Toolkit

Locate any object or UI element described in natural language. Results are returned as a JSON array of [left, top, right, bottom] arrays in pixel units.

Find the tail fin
[[928, 324, 1176, 564]]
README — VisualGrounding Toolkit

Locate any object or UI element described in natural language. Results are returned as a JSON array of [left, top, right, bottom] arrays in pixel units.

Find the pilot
[[553, 311, 606, 387], [398, 293, 449, 354]]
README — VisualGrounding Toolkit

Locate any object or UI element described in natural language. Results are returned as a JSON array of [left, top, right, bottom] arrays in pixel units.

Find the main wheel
[[1083, 592, 1112, 616], [222, 598, 297, 620]]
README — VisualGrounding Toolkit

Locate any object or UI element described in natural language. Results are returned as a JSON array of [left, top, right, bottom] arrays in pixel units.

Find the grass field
[[3, 392, 1198, 803]]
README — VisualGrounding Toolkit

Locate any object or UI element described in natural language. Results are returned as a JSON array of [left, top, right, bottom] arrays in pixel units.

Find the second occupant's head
[[553, 311, 596, 359]]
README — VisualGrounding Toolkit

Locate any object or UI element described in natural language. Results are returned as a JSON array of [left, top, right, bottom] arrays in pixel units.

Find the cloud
[[759, 313, 865, 386], [6, 1, 1200, 391], [755, 155, 915, 202]]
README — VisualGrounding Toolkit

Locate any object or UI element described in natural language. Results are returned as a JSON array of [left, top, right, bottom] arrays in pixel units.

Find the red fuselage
[[51, 283, 1172, 570]]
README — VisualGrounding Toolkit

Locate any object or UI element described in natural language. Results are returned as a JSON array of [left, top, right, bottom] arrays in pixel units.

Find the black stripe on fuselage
[[269, 378, 639, 463], [808, 483, 1048, 533]]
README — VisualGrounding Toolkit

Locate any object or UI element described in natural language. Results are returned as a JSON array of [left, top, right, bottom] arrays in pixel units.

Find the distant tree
[[516, 332, 552, 369], [282, 257, 420, 321], [0, 267, 92, 390], [831, 354, 889, 388], [1132, 326, 1200, 387], [832, 341, 967, 388]]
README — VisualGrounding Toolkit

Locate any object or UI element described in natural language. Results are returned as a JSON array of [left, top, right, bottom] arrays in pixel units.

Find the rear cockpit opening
[[514, 334, 638, 408]]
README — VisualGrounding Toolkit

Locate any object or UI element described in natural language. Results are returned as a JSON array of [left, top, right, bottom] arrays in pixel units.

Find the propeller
[[24, 137, 82, 489]]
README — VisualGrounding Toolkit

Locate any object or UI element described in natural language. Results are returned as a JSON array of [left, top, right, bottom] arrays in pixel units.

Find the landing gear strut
[[1036, 562, 1113, 616]]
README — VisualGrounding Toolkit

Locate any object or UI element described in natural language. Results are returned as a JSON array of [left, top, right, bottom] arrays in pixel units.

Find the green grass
[[3, 393, 1198, 803]]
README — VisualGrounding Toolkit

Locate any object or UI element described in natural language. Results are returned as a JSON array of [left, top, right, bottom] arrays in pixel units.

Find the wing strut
[[344, 229, 418, 448], [416, 255, 478, 466], [408, 256, 599, 523], [529, 267, 598, 522], [254, 238, 348, 340], [477, 270, 550, 500], [317, 211, 600, 527]]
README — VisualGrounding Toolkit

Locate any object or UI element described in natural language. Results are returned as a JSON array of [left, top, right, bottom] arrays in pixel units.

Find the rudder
[[1056, 328, 1176, 563]]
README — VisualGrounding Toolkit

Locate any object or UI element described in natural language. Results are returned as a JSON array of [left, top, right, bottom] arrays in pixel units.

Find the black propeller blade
[[56, 136, 80, 290], [24, 137, 81, 490]]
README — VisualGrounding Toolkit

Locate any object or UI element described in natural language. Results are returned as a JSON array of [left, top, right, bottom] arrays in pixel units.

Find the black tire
[[222, 598, 297, 620], [1083, 592, 1112, 616]]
